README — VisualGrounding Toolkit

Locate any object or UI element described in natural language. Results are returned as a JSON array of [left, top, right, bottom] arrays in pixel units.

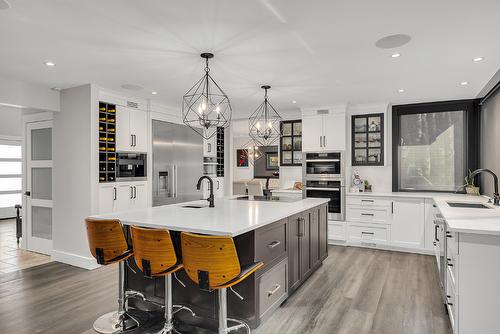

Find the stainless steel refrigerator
[[152, 120, 203, 206]]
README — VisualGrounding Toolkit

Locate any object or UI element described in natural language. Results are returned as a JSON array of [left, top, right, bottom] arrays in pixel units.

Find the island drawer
[[255, 219, 287, 268], [258, 258, 287, 319]]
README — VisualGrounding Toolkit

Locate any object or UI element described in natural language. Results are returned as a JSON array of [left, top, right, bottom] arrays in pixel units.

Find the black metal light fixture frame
[[182, 53, 232, 139], [248, 85, 282, 146]]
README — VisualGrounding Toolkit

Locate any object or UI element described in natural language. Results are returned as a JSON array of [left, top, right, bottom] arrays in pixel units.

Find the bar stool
[[130, 226, 195, 334], [85, 218, 143, 333], [181, 232, 264, 334]]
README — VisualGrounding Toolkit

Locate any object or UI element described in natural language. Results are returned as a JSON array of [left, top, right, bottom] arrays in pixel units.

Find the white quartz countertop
[[348, 191, 500, 235], [432, 195, 500, 235], [91, 197, 329, 237]]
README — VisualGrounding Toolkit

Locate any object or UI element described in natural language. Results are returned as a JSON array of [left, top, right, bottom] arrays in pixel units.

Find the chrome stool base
[[93, 311, 139, 334]]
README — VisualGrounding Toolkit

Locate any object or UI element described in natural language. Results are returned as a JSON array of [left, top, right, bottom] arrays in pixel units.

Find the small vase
[[465, 186, 480, 196]]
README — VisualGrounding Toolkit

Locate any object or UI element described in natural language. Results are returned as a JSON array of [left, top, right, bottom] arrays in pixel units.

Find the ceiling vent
[[126, 101, 139, 109]]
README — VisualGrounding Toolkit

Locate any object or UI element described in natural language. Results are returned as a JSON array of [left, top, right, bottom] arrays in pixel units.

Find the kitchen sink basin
[[446, 202, 491, 209]]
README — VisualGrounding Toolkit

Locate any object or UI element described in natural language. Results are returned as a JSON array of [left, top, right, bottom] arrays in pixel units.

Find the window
[[0, 141, 22, 217], [280, 120, 302, 166], [392, 100, 479, 192]]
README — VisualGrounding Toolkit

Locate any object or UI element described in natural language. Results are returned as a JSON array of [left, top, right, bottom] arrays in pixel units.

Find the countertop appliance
[[303, 151, 345, 220], [152, 120, 203, 206], [432, 205, 447, 301], [116, 153, 147, 181]]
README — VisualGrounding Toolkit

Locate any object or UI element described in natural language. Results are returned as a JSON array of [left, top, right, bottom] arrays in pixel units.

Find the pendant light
[[242, 139, 263, 166], [248, 85, 282, 146], [182, 53, 232, 139]]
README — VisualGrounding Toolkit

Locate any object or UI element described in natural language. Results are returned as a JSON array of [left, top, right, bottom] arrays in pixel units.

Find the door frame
[[0, 135, 22, 219], [21, 112, 54, 253]]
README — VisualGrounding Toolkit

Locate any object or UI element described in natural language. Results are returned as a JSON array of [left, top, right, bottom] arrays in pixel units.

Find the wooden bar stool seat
[[181, 232, 264, 334], [85, 218, 143, 334], [130, 226, 195, 334]]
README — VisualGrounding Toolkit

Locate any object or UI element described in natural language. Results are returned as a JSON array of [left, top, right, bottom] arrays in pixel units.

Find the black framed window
[[280, 120, 302, 166], [392, 99, 480, 192]]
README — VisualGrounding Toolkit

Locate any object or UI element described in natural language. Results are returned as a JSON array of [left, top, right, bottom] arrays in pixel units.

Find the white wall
[[346, 103, 393, 192], [52, 84, 99, 269], [0, 76, 60, 112], [0, 106, 23, 137], [480, 88, 500, 196]]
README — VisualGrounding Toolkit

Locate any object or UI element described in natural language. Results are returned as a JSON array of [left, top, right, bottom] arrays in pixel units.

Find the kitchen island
[[92, 196, 329, 331]]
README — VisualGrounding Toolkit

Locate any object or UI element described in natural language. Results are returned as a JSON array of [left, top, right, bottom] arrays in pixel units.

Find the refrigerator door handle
[[173, 164, 177, 198]]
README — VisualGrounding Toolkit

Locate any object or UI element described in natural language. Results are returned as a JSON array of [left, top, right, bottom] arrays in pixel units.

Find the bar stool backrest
[[181, 232, 241, 290], [85, 218, 129, 265], [130, 226, 178, 277]]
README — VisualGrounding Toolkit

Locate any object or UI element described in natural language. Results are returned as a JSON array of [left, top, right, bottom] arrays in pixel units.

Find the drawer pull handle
[[268, 284, 281, 297], [362, 232, 375, 235], [361, 213, 374, 216], [361, 200, 374, 203], [267, 241, 281, 249]]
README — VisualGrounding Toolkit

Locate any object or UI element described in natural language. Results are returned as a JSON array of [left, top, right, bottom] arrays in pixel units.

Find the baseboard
[[51, 249, 100, 270], [327, 239, 434, 255]]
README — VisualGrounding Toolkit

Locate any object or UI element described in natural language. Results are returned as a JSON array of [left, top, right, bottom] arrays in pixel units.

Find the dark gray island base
[[124, 203, 328, 332]]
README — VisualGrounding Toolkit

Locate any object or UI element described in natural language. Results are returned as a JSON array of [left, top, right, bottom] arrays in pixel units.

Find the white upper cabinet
[[302, 107, 346, 152], [322, 112, 346, 151], [302, 115, 324, 152], [116, 106, 148, 152]]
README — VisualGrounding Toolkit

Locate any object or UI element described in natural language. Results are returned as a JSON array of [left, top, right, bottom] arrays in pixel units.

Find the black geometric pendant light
[[248, 85, 282, 146]]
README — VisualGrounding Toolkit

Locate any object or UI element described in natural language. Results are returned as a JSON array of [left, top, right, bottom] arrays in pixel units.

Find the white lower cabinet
[[391, 198, 425, 249], [327, 221, 346, 241], [345, 195, 426, 251], [99, 181, 148, 213]]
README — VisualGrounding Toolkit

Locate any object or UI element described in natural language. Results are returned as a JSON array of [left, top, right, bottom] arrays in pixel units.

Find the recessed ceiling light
[[398, 89, 405, 93], [44, 61, 56, 67], [151, 91, 158, 95], [391, 53, 401, 58], [460, 81, 468, 86], [473, 57, 484, 62], [292, 100, 297, 104], [0, 0, 10, 10], [51, 87, 61, 91]]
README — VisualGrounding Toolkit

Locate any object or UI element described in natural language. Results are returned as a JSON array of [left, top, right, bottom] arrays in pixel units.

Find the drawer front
[[255, 220, 287, 267], [346, 197, 392, 208], [346, 207, 390, 224], [259, 259, 287, 318], [328, 222, 346, 241], [348, 223, 389, 244], [446, 249, 458, 288]]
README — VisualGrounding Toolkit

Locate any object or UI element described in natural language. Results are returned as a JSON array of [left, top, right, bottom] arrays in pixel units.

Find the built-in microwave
[[116, 153, 147, 181], [303, 151, 344, 179]]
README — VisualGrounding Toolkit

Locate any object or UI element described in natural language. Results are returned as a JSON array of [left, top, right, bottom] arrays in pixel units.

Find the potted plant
[[364, 179, 372, 192], [464, 170, 480, 195]]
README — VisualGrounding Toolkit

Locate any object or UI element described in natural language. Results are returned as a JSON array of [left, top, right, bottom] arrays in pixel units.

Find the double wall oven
[[303, 151, 345, 221]]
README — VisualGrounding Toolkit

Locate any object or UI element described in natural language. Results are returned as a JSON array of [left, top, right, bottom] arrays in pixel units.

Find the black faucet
[[197, 176, 215, 208], [469, 168, 500, 206]]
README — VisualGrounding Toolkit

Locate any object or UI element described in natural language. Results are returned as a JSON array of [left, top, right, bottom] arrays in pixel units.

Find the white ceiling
[[0, 0, 499, 118]]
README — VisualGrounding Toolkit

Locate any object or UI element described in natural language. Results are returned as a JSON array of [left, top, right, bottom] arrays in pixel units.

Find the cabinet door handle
[[391, 201, 394, 214], [434, 224, 439, 242], [267, 240, 281, 249], [323, 135, 326, 147], [319, 136, 322, 147], [113, 187, 117, 201], [217, 180, 220, 190], [268, 284, 281, 297], [130, 186, 134, 199], [446, 232, 452, 238], [297, 217, 304, 237], [133, 186, 137, 199], [130, 134, 134, 147], [207, 143, 211, 152]]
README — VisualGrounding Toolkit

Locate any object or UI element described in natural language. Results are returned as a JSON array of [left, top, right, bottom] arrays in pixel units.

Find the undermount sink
[[181, 205, 205, 209], [447, 202, 491, 209]]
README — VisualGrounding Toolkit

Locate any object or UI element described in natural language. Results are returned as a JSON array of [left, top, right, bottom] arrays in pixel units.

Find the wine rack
[[216, 126, 224, 177], [99, 102, 117, 182]]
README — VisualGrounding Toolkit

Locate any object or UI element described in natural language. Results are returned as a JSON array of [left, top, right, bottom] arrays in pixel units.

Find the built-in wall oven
[[303, 151, 345, 221], [116, 153, 147, 181]]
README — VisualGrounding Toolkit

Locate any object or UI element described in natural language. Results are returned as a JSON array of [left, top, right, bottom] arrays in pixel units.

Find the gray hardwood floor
[[0, 246, 451, 334]]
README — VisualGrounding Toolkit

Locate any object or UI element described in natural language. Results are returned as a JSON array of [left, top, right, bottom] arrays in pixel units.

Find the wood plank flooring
[[0, 246, 451, 334]]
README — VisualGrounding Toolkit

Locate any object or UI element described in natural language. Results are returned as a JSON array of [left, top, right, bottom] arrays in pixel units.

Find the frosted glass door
[[26, 120, 53, 255]]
